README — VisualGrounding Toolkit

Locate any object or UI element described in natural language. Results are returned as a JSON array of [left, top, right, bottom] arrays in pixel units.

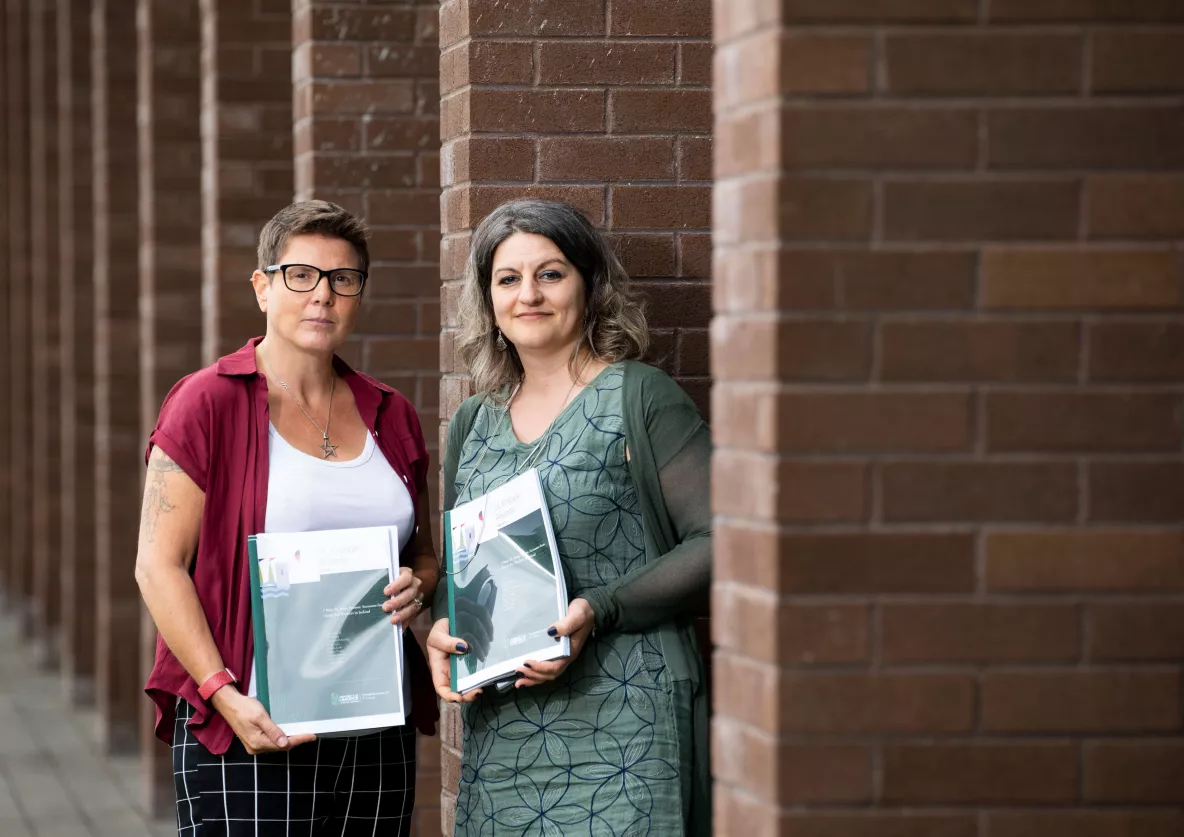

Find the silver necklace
[[261, 351, 338, 458]]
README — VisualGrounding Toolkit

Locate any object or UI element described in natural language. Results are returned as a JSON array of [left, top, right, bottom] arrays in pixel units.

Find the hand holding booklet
[[445, 469, 571, 694], [247, 526, 406, 736]]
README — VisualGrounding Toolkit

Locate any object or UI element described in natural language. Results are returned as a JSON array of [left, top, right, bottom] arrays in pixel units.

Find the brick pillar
[[711, 2, 1184, 834], [291, 3, 442, 832], [138, 0, 203, 813], [29, 0, 63, 666], [438, 1, 713, 830], [93, 0, 142, 754], [199, 0, 293, 363], [5, 0, 32, 621], [58, 0, 98, 707], [0, 6, 8, 613]]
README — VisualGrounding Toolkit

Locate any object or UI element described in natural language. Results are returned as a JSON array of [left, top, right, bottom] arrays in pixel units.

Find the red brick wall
[[292, 0, 442, 454], [0, 4, 8, 618], [5, 0, 32, 625], [58, 0, 98, 708], [93, 0, 144, 754], [712, 1, 1184, 833], [438, 0, 713, 830], [291, 2, 443, 832], [138, 0, 204, 814], [29, 0, 62, 663], [200, 0, 294, 362], [440, 0, 713, 417]]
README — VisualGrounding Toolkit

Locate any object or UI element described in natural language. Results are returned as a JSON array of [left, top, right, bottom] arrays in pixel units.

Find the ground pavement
[[0, 614, 174, 836]]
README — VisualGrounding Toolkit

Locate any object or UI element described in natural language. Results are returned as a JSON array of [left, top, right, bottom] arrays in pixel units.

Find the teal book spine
[[246, 535, 270, 712], [443, 510, 458, 693]]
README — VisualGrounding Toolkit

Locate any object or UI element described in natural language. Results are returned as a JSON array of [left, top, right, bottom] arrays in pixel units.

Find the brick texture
[[439, 0, 713, 829], [93, 0, 143, 755], [0, 4, 9, 623], [28, 0, 61, 661], [137, 0, 204, 814], [293, 2, 442, 831], [713, 0, 1184, 833], [57, 0, 97, 708], [200, 0, 293, 362], [6, 0, 32, 632]]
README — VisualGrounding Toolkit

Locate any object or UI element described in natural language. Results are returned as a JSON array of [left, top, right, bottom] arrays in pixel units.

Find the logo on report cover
[[259, 551, 299, 599], [331, 693, 359, 706]]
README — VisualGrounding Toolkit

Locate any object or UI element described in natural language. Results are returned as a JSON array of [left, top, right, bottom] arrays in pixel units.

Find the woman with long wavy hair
[[428, 199, 712, 836]]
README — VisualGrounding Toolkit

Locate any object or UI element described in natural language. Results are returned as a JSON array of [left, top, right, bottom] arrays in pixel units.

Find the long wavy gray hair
[[457, 199, 650, 396]]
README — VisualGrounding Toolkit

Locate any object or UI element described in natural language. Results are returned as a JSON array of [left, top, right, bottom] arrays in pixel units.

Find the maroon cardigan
[[143, 337, 438, 755]]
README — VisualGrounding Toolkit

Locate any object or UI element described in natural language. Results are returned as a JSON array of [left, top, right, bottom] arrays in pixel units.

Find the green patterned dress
[[451, 365, 691, 837]]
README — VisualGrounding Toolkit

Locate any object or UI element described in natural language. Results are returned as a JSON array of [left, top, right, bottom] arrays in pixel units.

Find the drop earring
[[495, 328, 507, 351]]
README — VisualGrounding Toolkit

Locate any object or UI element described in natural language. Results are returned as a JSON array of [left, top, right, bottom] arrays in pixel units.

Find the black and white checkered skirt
[[172, 701, 416, 836]]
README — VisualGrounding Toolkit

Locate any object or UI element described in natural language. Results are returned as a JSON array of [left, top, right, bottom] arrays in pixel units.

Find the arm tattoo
[[141, 454, 180, 544], [147, 450, 184, 472]]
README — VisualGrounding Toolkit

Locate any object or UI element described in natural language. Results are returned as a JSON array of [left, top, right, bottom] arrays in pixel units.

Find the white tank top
[[248, 423, 416, 712]]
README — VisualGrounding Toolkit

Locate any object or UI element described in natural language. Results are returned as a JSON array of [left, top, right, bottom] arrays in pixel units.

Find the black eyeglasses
[[264, 264, 368, 297]]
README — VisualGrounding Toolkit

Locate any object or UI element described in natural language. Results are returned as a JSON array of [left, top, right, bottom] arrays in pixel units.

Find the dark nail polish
[[547, 627, 558, 637], [523, 663, 533, 670], [456, 642, 468, 654]]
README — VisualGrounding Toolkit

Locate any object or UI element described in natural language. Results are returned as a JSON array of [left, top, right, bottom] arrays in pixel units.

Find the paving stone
[[0, 615, 169, 837]]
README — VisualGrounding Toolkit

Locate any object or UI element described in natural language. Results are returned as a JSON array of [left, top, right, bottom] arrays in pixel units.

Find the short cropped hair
[[457, 199, 650, 395], [256, 200, 371, 273]]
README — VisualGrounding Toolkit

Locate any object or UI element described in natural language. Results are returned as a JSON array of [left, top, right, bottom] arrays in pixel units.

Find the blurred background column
[[93, 0, 144, 754], [58, 0, 98, 709], [291, 1, 443, 831], [29, 0, 63, 669], [437, 0, 714, 831], [0, 7, 8, 614], [137, 0, 204, 816], [199, 0, 293, 362], [6, 0, 32, 630]]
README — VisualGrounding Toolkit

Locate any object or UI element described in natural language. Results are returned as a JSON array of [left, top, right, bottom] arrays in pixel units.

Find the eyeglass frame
[[263, 263, 369, 297]]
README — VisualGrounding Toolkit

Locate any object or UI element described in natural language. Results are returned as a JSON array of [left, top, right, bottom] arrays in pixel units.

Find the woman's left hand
[[382, 567, 425, 626], [514, 598, 595, 688]]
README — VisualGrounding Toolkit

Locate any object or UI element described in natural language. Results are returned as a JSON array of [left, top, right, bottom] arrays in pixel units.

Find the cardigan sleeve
[[580, 368, 712, 633]]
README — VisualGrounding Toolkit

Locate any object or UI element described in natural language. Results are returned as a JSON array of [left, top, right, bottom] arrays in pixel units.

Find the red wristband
[[197, 668, 238, 702]]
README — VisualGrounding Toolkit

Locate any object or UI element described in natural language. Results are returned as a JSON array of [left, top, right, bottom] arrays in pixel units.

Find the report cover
[[247, 526, 405, 736], [444, 469, 571, 693]]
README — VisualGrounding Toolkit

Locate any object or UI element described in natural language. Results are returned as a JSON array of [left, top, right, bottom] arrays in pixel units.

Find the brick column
[[0, 7, 8, 612], [292, 3, 442, 832], [199, 0, 293, 363], [6, 0, 32, 621], [138, 0, 203, 813], [711, 1, 1184, 833], [438, 1, 713, 830], [93, 0, 142, 754], [29, 0, 63, 665], [58, 0, 97, 707], [293, 0, 442, 446], [0, 4, 12, 612]]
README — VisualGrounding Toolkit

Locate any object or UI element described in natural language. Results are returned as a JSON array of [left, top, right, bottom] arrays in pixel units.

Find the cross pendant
[[320, 434, 338, 459]]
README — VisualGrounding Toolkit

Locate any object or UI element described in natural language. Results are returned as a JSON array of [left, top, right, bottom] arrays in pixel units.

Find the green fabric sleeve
[[580, 366, 712, 633]]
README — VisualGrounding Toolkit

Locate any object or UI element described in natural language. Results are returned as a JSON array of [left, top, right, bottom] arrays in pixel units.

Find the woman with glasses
[[135, 201, 438, 836], [427, 200, 712, 836]]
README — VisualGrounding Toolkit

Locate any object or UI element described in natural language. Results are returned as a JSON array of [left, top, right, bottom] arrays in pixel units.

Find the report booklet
[[444, 469, 571, 694], [247, 526, 406, 736]]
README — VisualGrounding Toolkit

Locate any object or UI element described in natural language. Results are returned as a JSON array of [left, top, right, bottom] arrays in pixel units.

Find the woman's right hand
[[427, 617, 483, 704], [211, 688, 316, 755]]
